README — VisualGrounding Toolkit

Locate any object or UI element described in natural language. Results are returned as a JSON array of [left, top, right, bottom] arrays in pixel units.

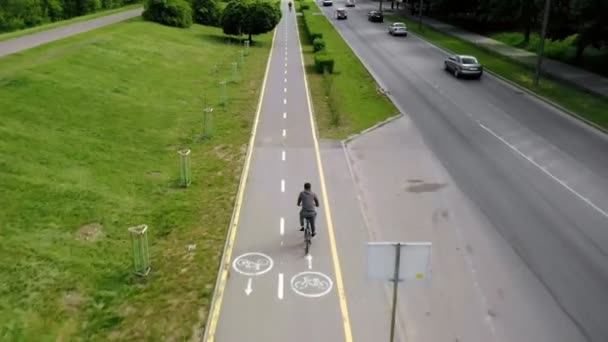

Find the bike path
[[203, 3, 351, 341]]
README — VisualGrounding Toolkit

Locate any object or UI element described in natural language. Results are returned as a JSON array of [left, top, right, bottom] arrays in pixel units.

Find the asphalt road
[[203, 4, 354, 341], [0, 8, 142, 58], [317, 2, 608, 341]]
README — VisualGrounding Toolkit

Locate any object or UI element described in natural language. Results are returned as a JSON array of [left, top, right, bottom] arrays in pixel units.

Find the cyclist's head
[[304, 182, 311, 190]]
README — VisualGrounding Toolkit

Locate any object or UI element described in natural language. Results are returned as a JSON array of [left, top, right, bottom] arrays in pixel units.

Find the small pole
[[219, 80, 227, 105], [418, 0, 423, 30], [178, 149, 192, 187], [203, 107, 214, 138], [534, 0, 551, 87], [231, 62, 239, 83], [244, 40, 250, 55], [389, 243, 402, 342]]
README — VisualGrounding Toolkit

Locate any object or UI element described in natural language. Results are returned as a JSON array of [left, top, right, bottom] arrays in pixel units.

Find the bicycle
[[304, 216, 312, 255]]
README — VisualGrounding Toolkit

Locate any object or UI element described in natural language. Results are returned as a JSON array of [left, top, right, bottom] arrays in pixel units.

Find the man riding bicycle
[[297, 182, 319, 237]]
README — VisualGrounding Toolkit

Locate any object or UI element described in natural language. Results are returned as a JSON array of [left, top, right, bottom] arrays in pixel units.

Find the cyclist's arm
[[314, 193, 319, 207], [297, 192, 302, 206]]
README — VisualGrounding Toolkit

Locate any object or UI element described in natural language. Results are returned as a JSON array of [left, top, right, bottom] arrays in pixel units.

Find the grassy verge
[[387, 14, 608, 130], [0, 4, 142, 42], [491, 32, 608, 78], [298, 2, 396, 139], [0, 18, 271, 340]]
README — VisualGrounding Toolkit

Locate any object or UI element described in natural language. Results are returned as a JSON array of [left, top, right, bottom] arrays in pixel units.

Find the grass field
[[298, 2, 396, 140], [0, 4, 143, 43], [387, 15, 608, 130], [0, 18, 271, 340], [491, 32, 608, 78]]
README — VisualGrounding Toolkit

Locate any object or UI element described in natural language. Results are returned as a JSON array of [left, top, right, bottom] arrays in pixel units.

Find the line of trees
[[408, 0, 608, 60], [0, 0, 141, 33]]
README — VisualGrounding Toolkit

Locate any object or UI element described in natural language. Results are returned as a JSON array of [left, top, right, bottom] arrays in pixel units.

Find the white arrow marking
[[245, 278, 253, 296], [306, 254, 313, 269], [280, 217, 285, 235], [278, 273, 284, 300]]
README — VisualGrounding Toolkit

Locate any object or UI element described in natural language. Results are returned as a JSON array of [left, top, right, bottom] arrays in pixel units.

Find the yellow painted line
[[203, 27, 278, 342], [295, 13, 354, 342]]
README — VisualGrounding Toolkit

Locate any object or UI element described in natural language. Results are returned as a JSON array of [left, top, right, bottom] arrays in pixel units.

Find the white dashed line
[[284, 78, 287, 83], [278, 273, 284, 300], [282, 129, 286, 137], [285, 63, 288, 67], [284, 70, 287, 74], [283, 98, 287, 104], [284, 87, 287, 93], [280, 217, 285, 235], [283, 112, 287, 119], [478, 122, 608, 219], [282, 150, 286, 161], [281, 179, 285, 193]]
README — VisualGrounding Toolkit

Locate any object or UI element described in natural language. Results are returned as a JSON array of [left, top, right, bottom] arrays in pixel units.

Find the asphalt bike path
[[0, 8, 143, 58], [203, 3, 352, 341]]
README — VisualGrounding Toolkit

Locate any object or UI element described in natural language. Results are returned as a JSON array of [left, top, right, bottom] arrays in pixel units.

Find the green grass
[[0, 18, 271, 340], [0, 4, 142, 42], [491, 32, 608, 78], [387, 15, 608, 130], [298, 3, 396, 139]]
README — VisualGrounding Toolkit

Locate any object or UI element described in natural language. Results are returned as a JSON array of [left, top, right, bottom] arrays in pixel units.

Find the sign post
[[367, 242, 432, 342]]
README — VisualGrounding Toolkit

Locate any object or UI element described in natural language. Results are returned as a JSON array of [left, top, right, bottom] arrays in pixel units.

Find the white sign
[[291, 271, 333, 298], [232, 252, 274, 276], [367, 242, 432, 281]]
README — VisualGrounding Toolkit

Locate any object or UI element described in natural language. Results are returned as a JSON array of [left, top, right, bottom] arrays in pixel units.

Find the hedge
[[313, 37, 325, 52], [143, 0, 193, 28], [314, 51, 334, 74]]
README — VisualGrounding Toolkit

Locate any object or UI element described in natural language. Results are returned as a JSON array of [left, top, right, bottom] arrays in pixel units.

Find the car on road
[[388, 22, 408, 36], [368, 10, 384, 22], [322, 0, 333, 6], [444, 54, 483, 79], [336, 8, 347, 19], [345, 0, 355, 7]]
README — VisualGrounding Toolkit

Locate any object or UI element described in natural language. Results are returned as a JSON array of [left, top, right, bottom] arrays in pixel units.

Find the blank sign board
[[367, 242, 432, 281]]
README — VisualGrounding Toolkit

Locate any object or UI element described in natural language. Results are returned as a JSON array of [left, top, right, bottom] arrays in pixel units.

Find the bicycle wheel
[[304, 220, 311, 255]]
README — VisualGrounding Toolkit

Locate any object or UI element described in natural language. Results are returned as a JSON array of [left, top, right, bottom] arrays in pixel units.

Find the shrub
[[314, 52, 334, 74], [313, 37, 325, 52], [191, 0, 220, 26], [301, 3, 309, 9], [143, 0, 193, 28]]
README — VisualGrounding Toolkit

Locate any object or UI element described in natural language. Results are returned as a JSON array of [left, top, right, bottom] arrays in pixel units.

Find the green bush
[[314, 52, 334, 74], [301, 3, 309, 9], [190, 0, 220, 26], [143, 0, 193, 28], [313, 37, 325, 52]]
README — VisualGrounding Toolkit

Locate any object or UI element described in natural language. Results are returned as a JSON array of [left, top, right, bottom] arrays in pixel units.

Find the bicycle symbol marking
[[291, 271, 333, 298], [232, 252, 273, 276]]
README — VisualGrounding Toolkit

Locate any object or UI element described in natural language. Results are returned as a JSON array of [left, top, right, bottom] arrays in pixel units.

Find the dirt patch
[[76, 223, 103, 242], [214, 145, 233, 162], [62, 291, 85, 312], [406, 182, 447, 193]]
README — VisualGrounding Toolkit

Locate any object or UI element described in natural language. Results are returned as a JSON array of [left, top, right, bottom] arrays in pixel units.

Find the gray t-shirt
[[297, 190, 319, 212]]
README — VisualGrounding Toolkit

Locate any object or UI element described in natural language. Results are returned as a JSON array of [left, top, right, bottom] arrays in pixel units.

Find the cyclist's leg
[[309, 212, 317, 236], [299, 210, 305, 231]]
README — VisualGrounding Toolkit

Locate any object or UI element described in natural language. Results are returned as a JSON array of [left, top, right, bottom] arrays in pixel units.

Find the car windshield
[[461, 57, 478, 64], [393, 23, 405, 28]]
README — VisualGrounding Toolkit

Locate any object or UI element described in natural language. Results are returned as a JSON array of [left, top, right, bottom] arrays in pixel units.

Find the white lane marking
[[291, 271, 333, 298], [232, 253, 274, 276], [283, 112, 287, 119], [284, 87, 287, 93], [244, 278, 253, 296], [306, 254, 313, 269], [281, 179, 285, 193], [280, 217, 285, 235], [278, 273, 284, 300], [283, 98, 287, 104], [284, 70, 287, 74], [282, 129, 286, 137], [282, 150, 286, 161], [478, 122, 608, 219], [285, 63, 288, 67], [284, 78, 287, 83]]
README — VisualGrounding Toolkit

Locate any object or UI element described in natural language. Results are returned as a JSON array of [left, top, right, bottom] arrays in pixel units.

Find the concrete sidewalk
[[0, 8, 143, 58], [403, 13, 608, 98]]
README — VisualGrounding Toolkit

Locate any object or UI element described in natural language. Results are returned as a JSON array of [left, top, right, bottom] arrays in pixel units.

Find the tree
[[191, 0, 220, 26], [569, 0, 608, 60], [481, 0, 541, 45], [221, 0, 280, 43], [143, 0, 193, 28]]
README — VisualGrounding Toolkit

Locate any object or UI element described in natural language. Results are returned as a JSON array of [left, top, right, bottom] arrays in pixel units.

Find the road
[[0, 8, 142, 58], [202, 3, 354, 341], [316, 2, 608, 341]]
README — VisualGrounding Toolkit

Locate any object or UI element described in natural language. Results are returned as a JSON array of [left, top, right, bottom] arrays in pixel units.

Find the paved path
[[202, 2, 354, 341], [318, 1, 608, 341], [399, 12, 608, 98], [0, 8, 143, 58]]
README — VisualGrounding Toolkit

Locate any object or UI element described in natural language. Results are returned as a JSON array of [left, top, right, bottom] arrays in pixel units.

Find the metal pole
[[418, 0, 423, 30], [389, 243, 402, 342], [534, 0, 551, 87], [379, 0, 383, 12]]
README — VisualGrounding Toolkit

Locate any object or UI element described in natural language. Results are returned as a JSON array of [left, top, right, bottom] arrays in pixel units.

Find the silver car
[[444, 55, 483, 79], [388, 22, 408, 36]]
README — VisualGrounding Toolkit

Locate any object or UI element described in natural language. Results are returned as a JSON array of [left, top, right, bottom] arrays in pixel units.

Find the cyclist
[[288, 1, 292, 11], [297, 182, 319, 237]]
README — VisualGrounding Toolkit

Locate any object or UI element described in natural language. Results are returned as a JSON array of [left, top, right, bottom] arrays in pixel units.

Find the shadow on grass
[[198, 33, 270, 48]]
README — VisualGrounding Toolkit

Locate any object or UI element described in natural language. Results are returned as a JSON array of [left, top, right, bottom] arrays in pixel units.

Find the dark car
[[444, 54, 483, 79], [336, 8, 347, 19], [368, 10, 383, 22], [322, 0, 333, 6]]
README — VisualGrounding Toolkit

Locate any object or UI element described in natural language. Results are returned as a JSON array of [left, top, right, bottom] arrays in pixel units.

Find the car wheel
[[444, 63, 449, 71], [454, 69, 459, 78]]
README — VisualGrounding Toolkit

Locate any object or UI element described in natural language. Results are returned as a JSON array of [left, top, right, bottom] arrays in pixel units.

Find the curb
[[343, 113, 404, 144]]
